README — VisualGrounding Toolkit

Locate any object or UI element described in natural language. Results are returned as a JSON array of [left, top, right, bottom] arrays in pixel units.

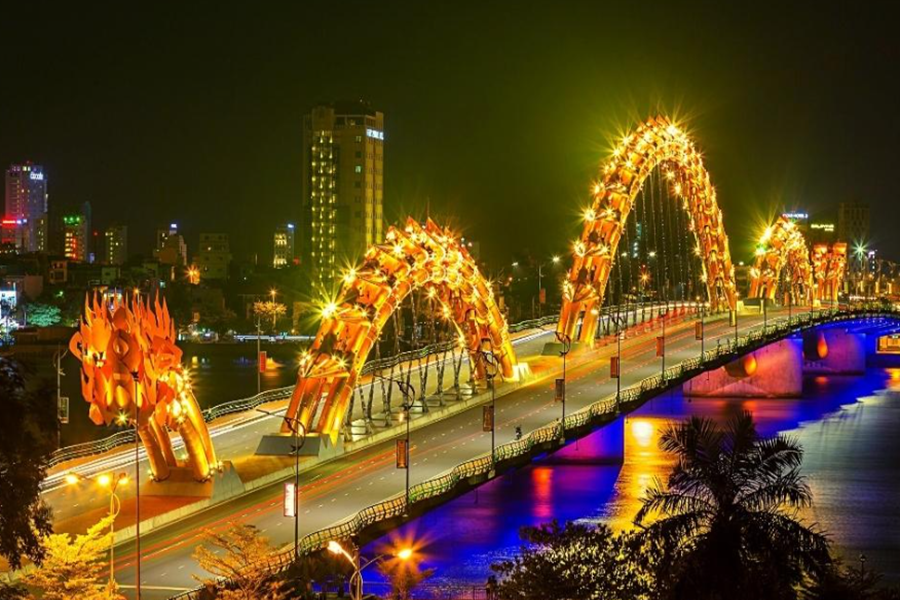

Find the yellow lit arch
[[286, 218, 517, 438], [558, 116, 737, 344], [748, 216, 813, 304]]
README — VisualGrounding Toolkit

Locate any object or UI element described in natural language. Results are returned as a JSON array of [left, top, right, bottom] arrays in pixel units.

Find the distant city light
[[29, 172, 44, 181], [781, 212, 808, 220], [366, 128, 384, 140]]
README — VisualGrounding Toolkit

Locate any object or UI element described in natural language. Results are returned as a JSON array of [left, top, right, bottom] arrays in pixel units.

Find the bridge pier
[[684, 338, 803, 397], [802, 328, 866, 375]]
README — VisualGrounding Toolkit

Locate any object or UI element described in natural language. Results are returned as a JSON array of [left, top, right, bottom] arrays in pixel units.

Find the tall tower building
[[301, 101, 384, 285], [4, 162, 48, 252], [155, 223, 188, 266], [62, 213, 88, 262], [196, 233, 231, 280], [104, 224, 128, 265], [273, 223, 296, 268], [837, 201, 870, 245]]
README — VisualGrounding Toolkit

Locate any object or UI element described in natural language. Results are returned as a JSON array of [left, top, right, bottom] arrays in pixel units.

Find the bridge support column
[[803, 328, 866, 375], [684, 338, 803, 397]]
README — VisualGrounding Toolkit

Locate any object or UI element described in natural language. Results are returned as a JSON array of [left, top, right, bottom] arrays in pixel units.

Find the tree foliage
[[376, 555, 434, 600], [491, 520, 658, 600], [24, 515, 118, 600], [0, 582, 28, 600], [0, 358, 57, 569], [634, 411, 831, 600], [192, 525, 288, 600], [801, 559, 900, 600], [253, 300, 287, 332], [22, 303, 61, 328]]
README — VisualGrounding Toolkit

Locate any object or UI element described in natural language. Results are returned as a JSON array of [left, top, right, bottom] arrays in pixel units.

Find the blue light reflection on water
[[363, 367, 899, 588]]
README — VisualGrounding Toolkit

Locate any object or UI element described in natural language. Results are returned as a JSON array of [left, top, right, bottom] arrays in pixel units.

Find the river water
[[362, 365, 900, 590]]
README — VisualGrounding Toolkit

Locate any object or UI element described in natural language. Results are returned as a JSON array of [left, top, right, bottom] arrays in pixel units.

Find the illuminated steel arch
[[286, 218, 517, 438], [812, 242, 847, 304], [558, 116, 737, 344], [748, 216, 813, 304]]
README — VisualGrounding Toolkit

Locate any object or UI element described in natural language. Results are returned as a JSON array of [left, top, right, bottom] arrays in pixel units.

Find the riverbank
[[362, 368, 900, 590]]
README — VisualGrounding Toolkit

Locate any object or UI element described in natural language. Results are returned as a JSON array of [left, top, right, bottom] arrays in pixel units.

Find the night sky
[[2, 2, 899, 265]]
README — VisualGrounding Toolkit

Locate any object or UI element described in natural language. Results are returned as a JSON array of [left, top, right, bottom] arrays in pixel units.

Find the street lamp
[[66, 472, 129, 595], [373, 374, 415, 515], [327, 540, 414, 600], [255, 407, 306, 561], [478, 337, 499, 463], [615, 328, 624, 405], [555, 332, 571, 440], [269, 288, 278, 331], [129, 371, 142, 600], [536, 256, 561, 318]]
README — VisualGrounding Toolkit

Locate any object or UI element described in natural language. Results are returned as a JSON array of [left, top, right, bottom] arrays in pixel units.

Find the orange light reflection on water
[[606, 417, 677, 532], [531, 467, 554, 520]]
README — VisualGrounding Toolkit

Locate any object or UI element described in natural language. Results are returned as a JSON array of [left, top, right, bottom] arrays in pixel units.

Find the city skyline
[[1, 3, 898, 266]]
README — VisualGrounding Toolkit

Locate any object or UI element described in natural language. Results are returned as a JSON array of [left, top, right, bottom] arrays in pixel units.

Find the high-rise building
[[837, 201, 870, 244], [105, 224, 128, 265], [196, 233, 231, 280], [273, 223, 296, 269], [155, 223, 188, 267], [301, 101, 384, 284], [62, 213, 88, 262], [4, 162, 48, 252]]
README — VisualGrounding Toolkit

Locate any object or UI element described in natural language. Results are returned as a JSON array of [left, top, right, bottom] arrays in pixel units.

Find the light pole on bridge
[[535, 255, 561, 319], [373, 373, 415, 516], [555, 332, 572, 439], [255, 407, 306, 561], [478, 337, 500, 464]]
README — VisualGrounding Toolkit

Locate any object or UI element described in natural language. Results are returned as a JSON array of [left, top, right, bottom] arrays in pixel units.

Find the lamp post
[[733, 304, 739, 346], [478, 337, 499, 463], [373, 374, 415, 515], [54, 344, 68, 447], [659, 309, 667, 376], [256, 314, 262, 396], [328, 540, 414, 600], [255, 407, 306, 560], [536, 256, 561, 318], [616, 327, 623, 404], [65, 472, 129, 596], [555, 331, 571, 439], [269, 288, 278, 331], [130, 372, 142, 600]]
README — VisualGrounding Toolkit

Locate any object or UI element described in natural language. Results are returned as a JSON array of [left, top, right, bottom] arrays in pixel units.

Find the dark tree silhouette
[[0, 357, 57, 569], [635, 411, 830, 600], [492, 520, 658, 600]]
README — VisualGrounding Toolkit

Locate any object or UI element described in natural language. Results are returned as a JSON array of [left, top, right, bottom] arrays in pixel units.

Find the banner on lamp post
[[656, 336, 665, 357], [482, 405, 494, 432], [695, 321, 703, 340], [610, 356, 619, 379], [259, 351, 267, 373], [283, 482, 296, 517], [555, 378, 565, 402], [396, 439, 409, 469]]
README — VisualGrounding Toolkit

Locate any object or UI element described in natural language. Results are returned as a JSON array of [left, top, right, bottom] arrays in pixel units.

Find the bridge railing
[[166, 306, 896, 600]]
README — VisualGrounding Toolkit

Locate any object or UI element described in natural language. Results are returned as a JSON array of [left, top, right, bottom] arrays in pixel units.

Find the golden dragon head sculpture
[[69, 292, 217, 481]]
